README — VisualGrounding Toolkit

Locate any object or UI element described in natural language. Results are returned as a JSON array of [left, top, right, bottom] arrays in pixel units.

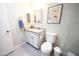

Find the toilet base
[[41, 52, 51, 56], [41, 49, 54, 56]]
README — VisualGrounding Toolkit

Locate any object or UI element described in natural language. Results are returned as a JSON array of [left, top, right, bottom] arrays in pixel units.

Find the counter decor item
[[47, 4, 63, 24]]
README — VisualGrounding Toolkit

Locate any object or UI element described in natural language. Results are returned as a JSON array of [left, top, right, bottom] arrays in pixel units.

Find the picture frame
[[47, 4, 63, 24]]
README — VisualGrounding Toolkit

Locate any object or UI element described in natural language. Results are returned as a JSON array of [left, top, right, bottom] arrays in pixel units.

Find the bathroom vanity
[[25, 27, 45, 49]]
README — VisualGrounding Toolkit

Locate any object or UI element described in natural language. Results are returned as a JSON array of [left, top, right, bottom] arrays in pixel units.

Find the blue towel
[[19, 20, 24, 29]]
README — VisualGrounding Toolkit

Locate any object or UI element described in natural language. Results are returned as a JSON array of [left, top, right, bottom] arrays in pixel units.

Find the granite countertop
[[25, 27, 44, 34]]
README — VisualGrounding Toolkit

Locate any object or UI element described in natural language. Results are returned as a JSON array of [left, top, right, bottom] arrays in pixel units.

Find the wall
[[32, 3, 73, 48], [6, 3, 79, 55], [33, 3, 79, 55], [6, 3, 33, 47], [63, 4, 79, 55]]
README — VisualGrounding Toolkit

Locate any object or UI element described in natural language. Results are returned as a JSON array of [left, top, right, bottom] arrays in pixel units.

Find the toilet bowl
[[41, 32, 56, 56], [41, 42, 52, 56]]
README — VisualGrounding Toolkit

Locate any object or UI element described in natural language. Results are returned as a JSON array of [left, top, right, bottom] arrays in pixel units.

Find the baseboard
[[4, 42, 26, 56], [14, 41, 26, 50], [5, 49, 15, 56], [27, 42, 40, 50]]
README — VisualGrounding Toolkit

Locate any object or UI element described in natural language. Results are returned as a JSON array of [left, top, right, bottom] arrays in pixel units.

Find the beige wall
[[6, 3, 79, 55], [63, 4, 79, 55], [32, 3, 74, 48], [6, 3, 33, 47]]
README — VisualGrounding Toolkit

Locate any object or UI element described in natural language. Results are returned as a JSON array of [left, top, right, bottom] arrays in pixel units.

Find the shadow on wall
[[53, 35, 59, 47]]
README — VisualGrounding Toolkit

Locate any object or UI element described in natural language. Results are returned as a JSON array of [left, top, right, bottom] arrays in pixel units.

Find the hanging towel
[[18, 20, 24, 29]]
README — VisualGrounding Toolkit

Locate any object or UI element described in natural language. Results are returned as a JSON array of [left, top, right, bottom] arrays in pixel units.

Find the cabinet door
[[37, 32, 45, 48], [31, 33, 39, 49], [26, 31, 33, 45], [26, 31, 39, 49]]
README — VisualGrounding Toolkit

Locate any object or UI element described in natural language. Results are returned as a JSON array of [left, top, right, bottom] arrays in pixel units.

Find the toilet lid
[[41, 42, 52, 53]]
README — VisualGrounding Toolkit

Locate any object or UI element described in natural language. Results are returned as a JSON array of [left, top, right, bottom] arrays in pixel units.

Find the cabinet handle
[[39, 36, 42, 39]]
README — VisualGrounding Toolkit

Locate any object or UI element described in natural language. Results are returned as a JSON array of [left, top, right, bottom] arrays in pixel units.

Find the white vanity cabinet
[[26, 29, 45, 49]]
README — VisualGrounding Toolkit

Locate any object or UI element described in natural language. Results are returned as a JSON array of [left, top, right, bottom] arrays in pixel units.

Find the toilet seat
[[41, 42, 52, 53]]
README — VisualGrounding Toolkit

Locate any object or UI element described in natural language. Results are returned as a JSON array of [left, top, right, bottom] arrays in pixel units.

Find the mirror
[[26, 13, 31, 23], [33, 9, 43, 23]]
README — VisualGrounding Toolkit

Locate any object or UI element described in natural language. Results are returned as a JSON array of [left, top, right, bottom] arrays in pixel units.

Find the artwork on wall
[[33, 9, 43, 23], [47, 4, 63, 24]]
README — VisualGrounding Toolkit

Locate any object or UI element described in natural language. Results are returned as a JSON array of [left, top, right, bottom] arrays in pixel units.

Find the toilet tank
[[46, 32, 57, 44]]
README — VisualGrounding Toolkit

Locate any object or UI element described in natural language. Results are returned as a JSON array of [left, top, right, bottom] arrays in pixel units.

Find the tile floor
[[8, 42, 54, 56]]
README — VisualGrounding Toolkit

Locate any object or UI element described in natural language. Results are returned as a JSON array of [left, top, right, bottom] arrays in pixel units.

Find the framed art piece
[[47, 4, 63, 24]]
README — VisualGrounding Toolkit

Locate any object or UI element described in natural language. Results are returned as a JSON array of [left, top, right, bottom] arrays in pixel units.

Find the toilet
[[41, 32, 57, 56]]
